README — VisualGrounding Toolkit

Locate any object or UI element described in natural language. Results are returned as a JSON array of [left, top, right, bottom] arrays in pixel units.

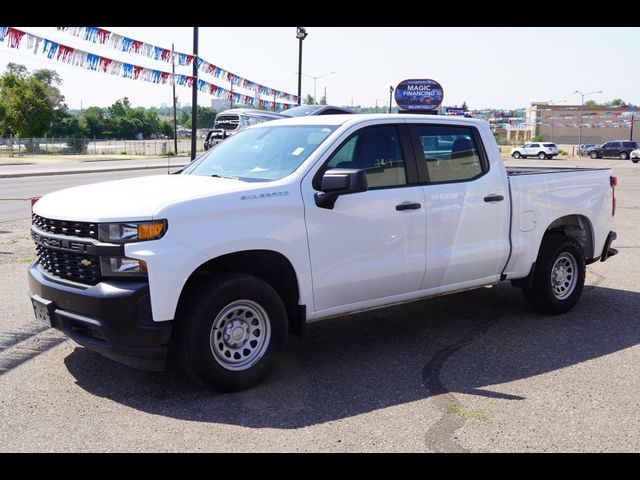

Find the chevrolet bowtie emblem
[[80, 259, 92, 267]]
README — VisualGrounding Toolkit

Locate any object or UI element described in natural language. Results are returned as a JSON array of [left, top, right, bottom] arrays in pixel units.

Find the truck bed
[[507, 166, 610, 176]]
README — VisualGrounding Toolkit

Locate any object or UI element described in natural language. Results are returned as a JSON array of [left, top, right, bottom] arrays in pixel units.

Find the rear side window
[[610, 142, 622, 148], [414, 125, 484, 183], [543, 143, 556, 148]]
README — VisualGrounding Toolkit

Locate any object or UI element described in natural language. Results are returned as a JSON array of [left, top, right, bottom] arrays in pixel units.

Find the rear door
[[409, 123, 511, 290]]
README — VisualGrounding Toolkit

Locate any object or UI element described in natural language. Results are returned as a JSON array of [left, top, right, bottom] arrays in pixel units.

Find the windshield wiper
[[210, 174, 240, 180]]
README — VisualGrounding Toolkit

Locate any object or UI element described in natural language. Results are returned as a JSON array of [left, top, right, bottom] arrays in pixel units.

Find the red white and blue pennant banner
[[55, 26, 299, 104], [0, 27, 295, 111]]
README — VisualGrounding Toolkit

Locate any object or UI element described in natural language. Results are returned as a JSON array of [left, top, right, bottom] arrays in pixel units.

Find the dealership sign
[[394, 79, 444, 111]]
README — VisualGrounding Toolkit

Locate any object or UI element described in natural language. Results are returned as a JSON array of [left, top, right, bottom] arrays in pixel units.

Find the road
[[0, 158, 638, 452], [0, 168, 174, 222]]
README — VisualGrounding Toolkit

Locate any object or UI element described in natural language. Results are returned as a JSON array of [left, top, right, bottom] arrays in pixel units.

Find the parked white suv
[[511, 142, 559, 160], [630, 148, 640, 163]]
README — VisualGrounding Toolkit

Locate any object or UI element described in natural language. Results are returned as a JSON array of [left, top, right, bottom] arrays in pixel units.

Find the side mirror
[[314, 168, 368, 209]]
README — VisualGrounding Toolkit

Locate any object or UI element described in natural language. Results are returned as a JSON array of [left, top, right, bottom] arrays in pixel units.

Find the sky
[[1, 27, 639, 111]]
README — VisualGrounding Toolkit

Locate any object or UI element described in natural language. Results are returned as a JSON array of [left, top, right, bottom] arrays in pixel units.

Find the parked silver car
[[511, 142, 559, 159]]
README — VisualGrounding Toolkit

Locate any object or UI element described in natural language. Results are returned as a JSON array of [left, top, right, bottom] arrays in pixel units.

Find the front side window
[[622, 141, 635, 148], [530, 143, 540, 148], [183, 125, 335, 180], [414, 125, 484, 183], [325, 126, 406, 188]]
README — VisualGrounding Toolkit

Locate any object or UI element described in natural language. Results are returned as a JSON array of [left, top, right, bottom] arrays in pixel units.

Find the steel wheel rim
[[209, 300, 271, 371], [550, 252, 578, 300]]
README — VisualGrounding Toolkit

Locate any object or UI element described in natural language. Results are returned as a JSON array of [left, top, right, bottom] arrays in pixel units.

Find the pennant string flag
[[0, 27, 296, 111], [55, 26, 298, 104]]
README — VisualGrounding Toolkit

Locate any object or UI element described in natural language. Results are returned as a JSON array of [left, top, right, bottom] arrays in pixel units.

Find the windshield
[[183, 125, 336, 180], [282, 105, 323, 117]]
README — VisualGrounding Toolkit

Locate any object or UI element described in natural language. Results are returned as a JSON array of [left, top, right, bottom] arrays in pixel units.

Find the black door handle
[[484, 195, 504, 203], [396, 202, 421, 211]]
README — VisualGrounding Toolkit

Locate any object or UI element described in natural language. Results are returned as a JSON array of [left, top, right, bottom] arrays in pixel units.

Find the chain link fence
[[0, 137, 204, 156]]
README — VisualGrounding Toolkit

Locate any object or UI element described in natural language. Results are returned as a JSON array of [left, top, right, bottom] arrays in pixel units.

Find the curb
[[0, 162, 189, 179]]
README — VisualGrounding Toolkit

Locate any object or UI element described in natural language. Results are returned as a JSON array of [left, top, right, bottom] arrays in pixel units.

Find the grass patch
[[446, 402, 489, 421], [16, 257, 35, 264], [1, 239, 18, 246]]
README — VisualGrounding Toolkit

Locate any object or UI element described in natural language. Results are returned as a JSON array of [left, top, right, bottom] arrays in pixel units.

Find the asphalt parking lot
[[0, 157, 638, 452]]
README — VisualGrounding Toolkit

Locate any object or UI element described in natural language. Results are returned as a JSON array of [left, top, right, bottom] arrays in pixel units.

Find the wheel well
[[177, 250, 304, 336], [545, 214, 595, 260]]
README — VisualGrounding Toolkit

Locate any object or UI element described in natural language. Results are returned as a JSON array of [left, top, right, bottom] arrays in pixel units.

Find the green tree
[[584, 100, 599, 107], [81, 106, 106, 138], [160, 120, 174, 138], [610, 99, 626, 106], [304, 94, 315, 105], [197, 106, 216, 129], [319, 95, 327, 105], [0, 64, 67, 137], [462, 101, 469, 112]]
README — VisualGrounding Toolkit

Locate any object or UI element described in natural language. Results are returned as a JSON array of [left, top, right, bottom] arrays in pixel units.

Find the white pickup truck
[[28, 114, 618, 391]]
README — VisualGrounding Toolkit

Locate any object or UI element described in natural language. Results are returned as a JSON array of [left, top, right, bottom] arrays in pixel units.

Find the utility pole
[[388, 86, 394, 113], [230, 83, 233, 109], [171, 43, 178, 156], [630, 114, 635, 141], [190, 27, 199, 161]]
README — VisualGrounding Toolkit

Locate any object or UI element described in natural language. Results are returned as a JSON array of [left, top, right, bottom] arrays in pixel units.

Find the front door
[[302, 124, 426, 312]]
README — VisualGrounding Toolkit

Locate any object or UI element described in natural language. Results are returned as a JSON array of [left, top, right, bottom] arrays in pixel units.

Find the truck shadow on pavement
[[64, 281, 640, 429]]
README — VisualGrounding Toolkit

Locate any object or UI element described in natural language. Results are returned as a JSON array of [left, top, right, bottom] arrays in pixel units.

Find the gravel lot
[[0, 157, 638, 452]]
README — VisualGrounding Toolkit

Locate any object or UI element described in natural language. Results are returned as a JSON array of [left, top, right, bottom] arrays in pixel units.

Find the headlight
[[98, 220, 167, 244], [100, 257, 147, 277]]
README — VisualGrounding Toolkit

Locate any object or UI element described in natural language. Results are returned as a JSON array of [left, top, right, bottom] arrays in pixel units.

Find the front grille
[[36, 244, 102, 285], [33, 215, 98, 239]]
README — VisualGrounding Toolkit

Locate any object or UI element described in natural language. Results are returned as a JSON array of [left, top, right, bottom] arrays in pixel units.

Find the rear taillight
[[610, 176, 617, 217], [30, 197, 39, 224]]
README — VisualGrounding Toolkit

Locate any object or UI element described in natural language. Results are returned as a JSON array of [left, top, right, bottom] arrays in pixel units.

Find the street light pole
[[190, 27, 199, 161], [388, 86, 394, 113], [297, 71, 336, 104], [573, 89, 602, 149], [296, 27, 308, 106]]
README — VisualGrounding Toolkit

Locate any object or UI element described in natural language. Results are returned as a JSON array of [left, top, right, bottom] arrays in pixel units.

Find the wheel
[[590, 151, 599, 159], [522, 234, 586, 315], [174, 273, 288, 392], [538, 152, 547, 160], [619, 151, 629, 160], [633, 159, 639, 163], [512, 151, 521, 159], [546, 155, 553, 159]]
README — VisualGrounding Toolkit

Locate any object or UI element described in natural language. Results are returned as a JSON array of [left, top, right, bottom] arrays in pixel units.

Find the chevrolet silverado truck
[[28, 114, 618, 391]]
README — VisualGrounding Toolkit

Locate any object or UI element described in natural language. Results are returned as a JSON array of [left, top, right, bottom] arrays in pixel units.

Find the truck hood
[[33, 174, 250, 222]]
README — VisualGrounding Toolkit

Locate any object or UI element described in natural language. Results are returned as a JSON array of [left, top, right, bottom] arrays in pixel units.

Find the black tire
[[619, 151, 629, 160], [522, 234, 586, 315], [546, 155, 553, 159], [590, 151, 599, 159], [633, 159, 639, 163], [512, 151, 521, 159], [174, 273, 288, 392], [538, 152, 547, 160]]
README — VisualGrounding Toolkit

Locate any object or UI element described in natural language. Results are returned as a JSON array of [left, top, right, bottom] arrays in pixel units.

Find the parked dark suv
[[203, 109, 288, 150], [587, 141, 640, 160]]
